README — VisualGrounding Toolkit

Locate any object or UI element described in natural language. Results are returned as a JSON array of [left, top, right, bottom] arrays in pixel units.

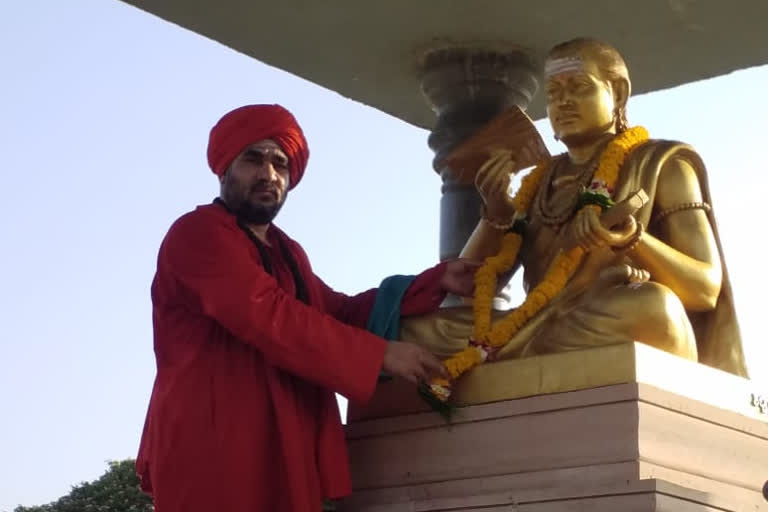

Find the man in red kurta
[[137, 104, 477, 511]]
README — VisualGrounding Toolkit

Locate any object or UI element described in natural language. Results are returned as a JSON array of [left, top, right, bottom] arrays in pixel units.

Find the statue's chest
[[520, 162, 588, 286], [521, 213, 572, 289]]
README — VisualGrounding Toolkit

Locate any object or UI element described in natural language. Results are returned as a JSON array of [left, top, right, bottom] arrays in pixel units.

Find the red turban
[[207, 104, 309, 189]]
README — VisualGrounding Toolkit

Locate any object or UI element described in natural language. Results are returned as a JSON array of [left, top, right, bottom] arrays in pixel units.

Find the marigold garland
[[428, 127, 650, 401]]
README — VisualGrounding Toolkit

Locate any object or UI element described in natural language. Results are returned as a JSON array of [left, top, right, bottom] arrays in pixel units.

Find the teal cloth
[[367, 275, 416, 380], [366, 275, 416, 339]]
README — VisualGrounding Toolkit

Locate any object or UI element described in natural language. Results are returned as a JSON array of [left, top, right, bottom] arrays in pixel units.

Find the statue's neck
[[563, 131, 616, 165]]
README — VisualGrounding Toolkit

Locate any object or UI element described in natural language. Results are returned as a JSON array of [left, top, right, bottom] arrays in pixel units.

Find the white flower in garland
[[587, 179, 613, 198]]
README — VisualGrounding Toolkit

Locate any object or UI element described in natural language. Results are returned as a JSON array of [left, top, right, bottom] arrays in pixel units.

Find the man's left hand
[[440, 259, 482, 297]]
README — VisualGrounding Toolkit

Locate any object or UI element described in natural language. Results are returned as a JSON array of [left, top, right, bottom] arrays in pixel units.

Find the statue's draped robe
[[402, 140, 747, 377], [137, 203, 447, 512]]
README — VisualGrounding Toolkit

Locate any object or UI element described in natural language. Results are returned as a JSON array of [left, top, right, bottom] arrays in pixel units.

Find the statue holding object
[[400, 38, 747, 402]]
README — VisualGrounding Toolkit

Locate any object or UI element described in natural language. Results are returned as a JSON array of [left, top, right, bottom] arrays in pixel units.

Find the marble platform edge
[[342, 461, 642, 507], [347, 342, 768, 426], [345, 389, 768, 493], [339, 478, 764, 512], [346, 383, 768, 442], [343, 459, 766, 510]]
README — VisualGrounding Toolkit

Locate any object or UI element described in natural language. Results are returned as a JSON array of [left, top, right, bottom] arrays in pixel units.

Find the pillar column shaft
[[420, 48, 538, 260]]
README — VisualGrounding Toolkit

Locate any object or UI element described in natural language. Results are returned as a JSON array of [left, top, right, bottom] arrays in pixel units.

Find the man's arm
[[161, 214, 388, 403], [314, 263, 449, 328]]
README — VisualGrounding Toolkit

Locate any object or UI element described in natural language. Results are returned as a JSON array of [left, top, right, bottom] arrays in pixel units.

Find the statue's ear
[[611, 78, 630, 110]]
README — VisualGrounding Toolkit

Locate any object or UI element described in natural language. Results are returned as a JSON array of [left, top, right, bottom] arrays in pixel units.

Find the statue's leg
[[399, 306, 516, 359], [522, 281, 697, 361], [399, 307, 476, 358]]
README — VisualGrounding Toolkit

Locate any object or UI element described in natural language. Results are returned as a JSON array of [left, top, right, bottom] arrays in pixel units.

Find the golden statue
[[402, 38, 747, 385]]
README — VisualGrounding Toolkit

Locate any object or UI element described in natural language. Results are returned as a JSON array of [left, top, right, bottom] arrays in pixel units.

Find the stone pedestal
[[420, 47, 538, 261], [342, 343, 768, 511]]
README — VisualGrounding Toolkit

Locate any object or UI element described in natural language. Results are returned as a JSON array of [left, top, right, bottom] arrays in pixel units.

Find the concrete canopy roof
[[121, 0, 768, 128]]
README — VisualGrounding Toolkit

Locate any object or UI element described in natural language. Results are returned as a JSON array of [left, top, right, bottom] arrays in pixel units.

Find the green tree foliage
[[13, 459, 153, 512]]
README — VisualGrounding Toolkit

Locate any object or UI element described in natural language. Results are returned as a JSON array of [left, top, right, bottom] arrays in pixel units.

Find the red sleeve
[[314, 280, 377, 328], [315, 262, 449, 326], [399, 262, 449, 316], [160, 212, 387, 404]]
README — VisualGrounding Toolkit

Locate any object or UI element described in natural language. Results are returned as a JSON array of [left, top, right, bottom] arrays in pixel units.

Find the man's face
[[220, 140, 290, 225], [545, 57, 616, 145]]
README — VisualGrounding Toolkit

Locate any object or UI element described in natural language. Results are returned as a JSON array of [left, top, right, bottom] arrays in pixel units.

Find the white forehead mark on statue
[[544, 57, 585, 78]]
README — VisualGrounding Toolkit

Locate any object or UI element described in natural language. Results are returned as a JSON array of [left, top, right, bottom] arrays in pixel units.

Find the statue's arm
[[459, 218, 505, 260], [629, 156, 723, 311], [460, 151, 519, 261]]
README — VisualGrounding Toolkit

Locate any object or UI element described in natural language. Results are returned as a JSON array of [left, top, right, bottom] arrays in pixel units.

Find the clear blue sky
[[1, 1, 766, 510]]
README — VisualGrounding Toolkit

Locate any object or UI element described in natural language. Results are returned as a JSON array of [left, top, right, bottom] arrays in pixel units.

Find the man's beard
[[232, 197, 285, 225], [223, 183, 286, 225]]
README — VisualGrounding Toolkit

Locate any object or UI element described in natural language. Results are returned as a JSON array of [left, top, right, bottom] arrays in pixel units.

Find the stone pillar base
[[342, 344, 768, 511]]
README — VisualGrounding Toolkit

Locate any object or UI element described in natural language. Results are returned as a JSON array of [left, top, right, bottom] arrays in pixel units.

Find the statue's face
[[545, 57, 616, 143]]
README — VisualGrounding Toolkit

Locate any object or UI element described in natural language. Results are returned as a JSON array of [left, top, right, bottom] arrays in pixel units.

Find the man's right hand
[[382, 342, 448, 385]]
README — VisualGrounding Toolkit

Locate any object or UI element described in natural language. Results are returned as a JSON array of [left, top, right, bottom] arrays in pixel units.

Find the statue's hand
[[579, 263, 651, 307], [475, 150, 517, 223], [570, 206, 638, 251], [596, 264, 650, 288]]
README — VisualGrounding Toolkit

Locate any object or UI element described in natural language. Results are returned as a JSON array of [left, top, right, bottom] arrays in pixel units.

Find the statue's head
[[544, 38, 631, 145]]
